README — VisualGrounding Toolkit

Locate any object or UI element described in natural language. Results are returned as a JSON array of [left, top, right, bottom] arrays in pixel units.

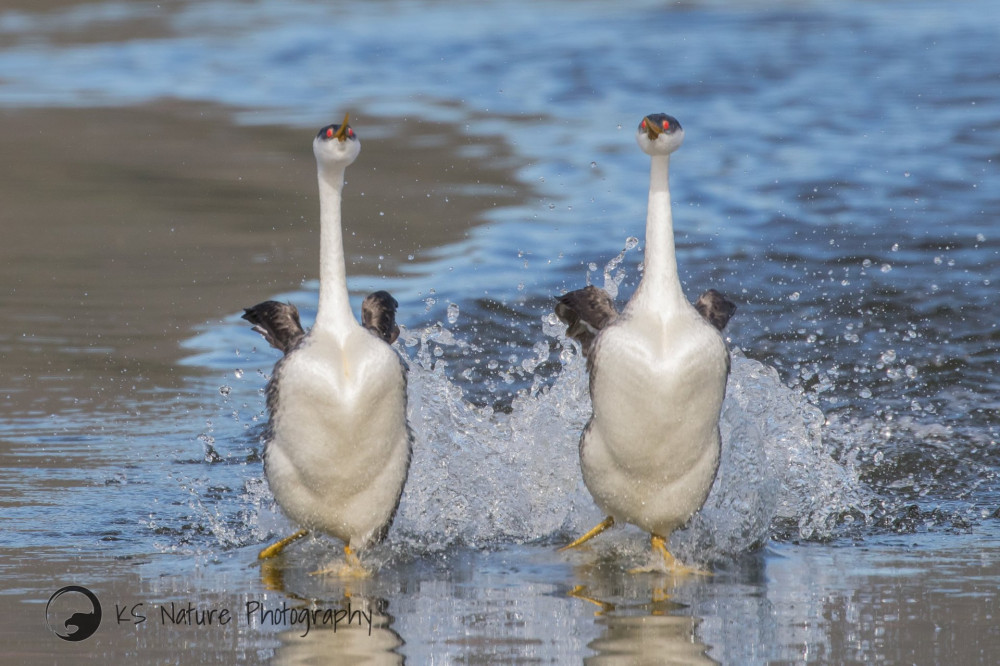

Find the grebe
[[243, 115, 411, 575], [556, 114, 733, 573]]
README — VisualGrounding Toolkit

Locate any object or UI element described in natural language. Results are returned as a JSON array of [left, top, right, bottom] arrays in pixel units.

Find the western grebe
[[243, 115, 411, 575], [557, 114, 733, 574]]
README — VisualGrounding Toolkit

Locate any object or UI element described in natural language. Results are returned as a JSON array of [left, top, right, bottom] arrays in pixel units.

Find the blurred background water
[[1, 0, 999, 662]]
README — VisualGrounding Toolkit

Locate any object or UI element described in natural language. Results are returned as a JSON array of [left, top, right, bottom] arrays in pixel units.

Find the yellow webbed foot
[[628, 535, 712, 576], [258, 529, 309, 560], [310, 544, 372, 578], [558, 516, 615, 552]]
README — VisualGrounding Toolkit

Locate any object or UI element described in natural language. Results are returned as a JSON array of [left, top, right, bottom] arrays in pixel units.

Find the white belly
[[264, 328, 410, 548], [581, 308, 728, 537]]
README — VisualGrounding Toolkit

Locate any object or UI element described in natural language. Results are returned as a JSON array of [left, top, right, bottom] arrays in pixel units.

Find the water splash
[[674, 349, 869, 562], [389, 240, 869, 557], [393, 316, 595, 549], [584, 236, 638, 300], [188, 246, 871, 561], [392, 319, 869, 559]]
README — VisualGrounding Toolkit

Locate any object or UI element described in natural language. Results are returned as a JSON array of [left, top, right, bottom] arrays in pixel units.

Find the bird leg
[[558, 516, 615, 551], [629, 534, 712, 576], [652, 535, 678, 569], [258, 529, 309, 560], [344, 544, 363, 569], [310, 544, 372, 578]]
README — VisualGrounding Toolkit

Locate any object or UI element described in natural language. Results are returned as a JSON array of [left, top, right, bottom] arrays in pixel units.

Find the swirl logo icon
[[45, 586, 102, 642]]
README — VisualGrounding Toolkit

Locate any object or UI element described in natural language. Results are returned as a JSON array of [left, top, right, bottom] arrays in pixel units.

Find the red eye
[[347, 128, 354, 138], [326, 127, 334, 138], [641, 119, 647, 129], [662, 120, 669, 129]]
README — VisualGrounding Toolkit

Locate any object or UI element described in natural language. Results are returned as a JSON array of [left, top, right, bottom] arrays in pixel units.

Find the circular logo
[[45, 586, 102, 642]]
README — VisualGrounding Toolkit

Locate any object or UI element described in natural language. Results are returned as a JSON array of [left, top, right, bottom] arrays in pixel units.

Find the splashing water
[[584, 235, 639, 301], [387, 243, 869, 559], [391, 328, 868, 561], [674, 349, 869, 562], [393, 316, 596, 549], [196, 242, 870, 561]]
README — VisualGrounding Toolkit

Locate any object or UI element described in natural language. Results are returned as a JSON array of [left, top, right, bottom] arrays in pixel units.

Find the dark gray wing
[[557, 285, 735, 355], [362, 290, 407, 544], [555, 285, 619, 358], [242, 300, 305, 354], [362, 290, 400, 344], [694, 289, 736, 332]]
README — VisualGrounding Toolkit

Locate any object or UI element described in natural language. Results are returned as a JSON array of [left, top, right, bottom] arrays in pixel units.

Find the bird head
[[313, 113, 361, 169], [636, 113, 684, 156]]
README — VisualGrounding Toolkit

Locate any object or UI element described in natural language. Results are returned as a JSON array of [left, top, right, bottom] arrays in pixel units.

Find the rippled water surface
[[2, 0, 999, 662]]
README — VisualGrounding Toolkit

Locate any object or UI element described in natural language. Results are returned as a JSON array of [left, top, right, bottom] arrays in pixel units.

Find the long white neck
[[314, 165, 357, 334], [629, 153, 688, 315]]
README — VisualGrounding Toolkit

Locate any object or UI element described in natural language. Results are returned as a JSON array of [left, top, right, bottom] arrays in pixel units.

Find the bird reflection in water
[[258, 557, 403, 665]]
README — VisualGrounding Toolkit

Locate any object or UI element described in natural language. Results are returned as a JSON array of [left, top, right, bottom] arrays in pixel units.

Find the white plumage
[[559, 114, 731, 571], [265, 326, 409, 547], [244, 116, 411, 573]]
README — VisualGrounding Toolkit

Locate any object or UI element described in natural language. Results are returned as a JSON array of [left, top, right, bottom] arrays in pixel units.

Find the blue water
[[3, 0, 1000, 662]]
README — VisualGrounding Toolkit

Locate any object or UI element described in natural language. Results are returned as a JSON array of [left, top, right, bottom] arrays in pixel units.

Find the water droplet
[[233, 369, 243, 379], [219, 385, 231, 397], [590, 161, 597, 168], [446, 303, 460, 324], [625, 236, 639, 250], [789, 292, 800, 301], [880, 263, 892, 273]]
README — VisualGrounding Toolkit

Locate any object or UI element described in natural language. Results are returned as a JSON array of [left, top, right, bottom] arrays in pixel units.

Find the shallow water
[[2, 0, 999, 662]]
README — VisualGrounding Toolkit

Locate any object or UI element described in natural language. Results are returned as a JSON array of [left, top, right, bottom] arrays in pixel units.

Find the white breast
[[581, 306, 728, 536], [264, 327, 410, 547]]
